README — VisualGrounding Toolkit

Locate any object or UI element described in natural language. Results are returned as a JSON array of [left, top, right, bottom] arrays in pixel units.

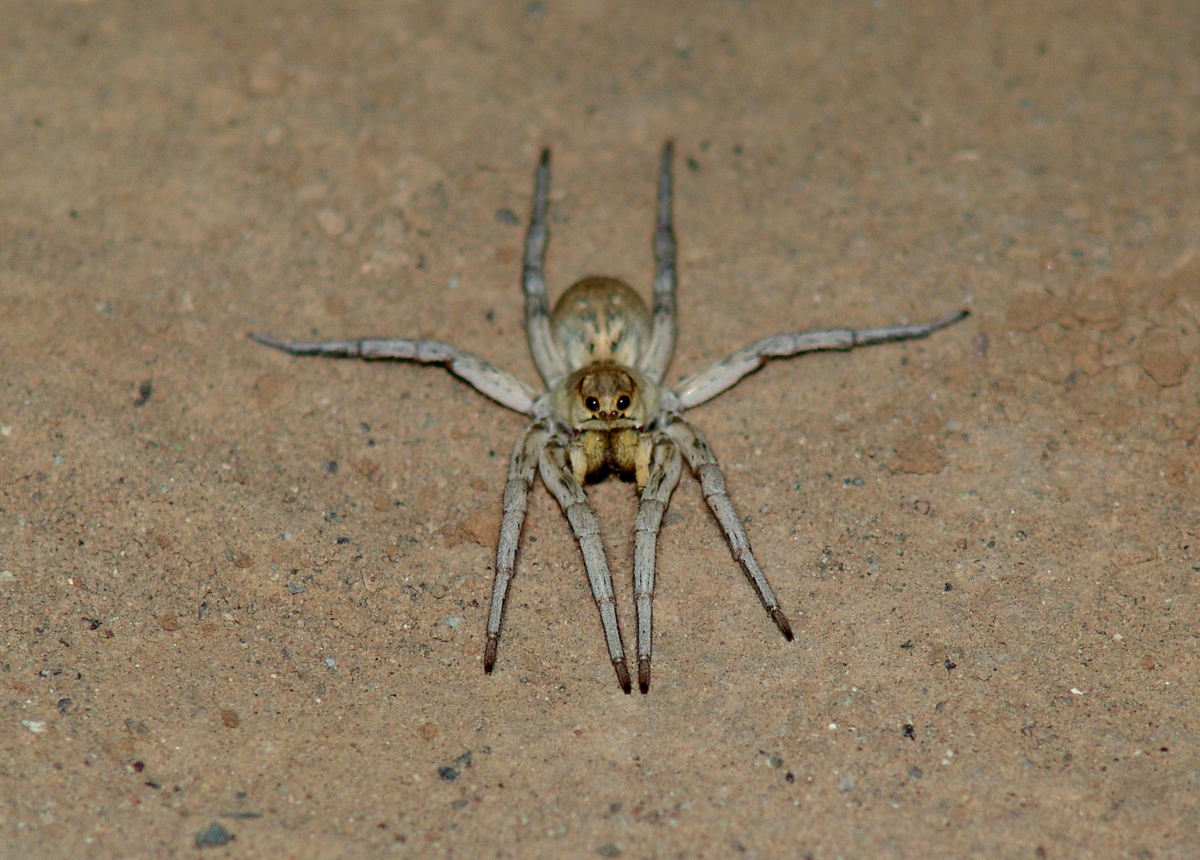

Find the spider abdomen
[[550, 277, 651, 371]]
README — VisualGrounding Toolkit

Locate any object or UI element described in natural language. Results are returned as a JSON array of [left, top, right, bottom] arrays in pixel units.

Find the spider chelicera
[[251, 141, 967, 693]]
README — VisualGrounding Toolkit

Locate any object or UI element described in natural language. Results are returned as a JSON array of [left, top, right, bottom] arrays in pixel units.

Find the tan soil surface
[[3, 2, 1199, 857]]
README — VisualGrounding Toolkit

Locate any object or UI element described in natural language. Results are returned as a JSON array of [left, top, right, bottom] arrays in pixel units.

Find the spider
[[250, 141, 967, 694]]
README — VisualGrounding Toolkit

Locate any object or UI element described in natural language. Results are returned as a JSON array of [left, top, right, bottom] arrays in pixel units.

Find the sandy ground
[[3, 1, 1199, 857]]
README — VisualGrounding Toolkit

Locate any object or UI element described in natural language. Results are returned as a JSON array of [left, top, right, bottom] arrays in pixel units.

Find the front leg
[[673, 309, 968, 410], [663, 417, 794, 641], [485, 420, 553, 674], [539, 442, 632, 694], [248, 333, 539, 415], [632, 436, 683, 693]]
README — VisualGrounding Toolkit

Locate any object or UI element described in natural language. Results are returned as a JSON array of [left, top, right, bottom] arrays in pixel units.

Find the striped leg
[[522, 150, 569, 387], [638, 140, 677, 383], [248, 333, 539, 415], [538, 443, 632, 693], [663, 418, 793, 640], [674, 309, 968, 410], [484, 420, 553, 673], [633, 436, 683, 693]]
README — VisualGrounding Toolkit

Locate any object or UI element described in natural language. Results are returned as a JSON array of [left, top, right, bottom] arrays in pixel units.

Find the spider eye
[[616, 395, 631, 411], [585, 396, 600, 412]]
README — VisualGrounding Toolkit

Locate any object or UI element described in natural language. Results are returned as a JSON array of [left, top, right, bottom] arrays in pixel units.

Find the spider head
[[554, 363, 658, 431]]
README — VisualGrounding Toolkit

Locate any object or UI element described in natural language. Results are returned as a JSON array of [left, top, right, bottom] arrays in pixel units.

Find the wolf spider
[[251, 142, 967, 693]]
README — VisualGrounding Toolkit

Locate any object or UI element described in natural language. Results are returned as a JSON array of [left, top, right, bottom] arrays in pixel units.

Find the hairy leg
[[522, 150, 569, 387], [638, 140, 677, 383], [632, 436, 683, 693], [674, 309, 968, 410], [484, 420, 553, 674], [663, 418, 794, 640], [539, 442, 632, 693], [248, 333, 539, 415]]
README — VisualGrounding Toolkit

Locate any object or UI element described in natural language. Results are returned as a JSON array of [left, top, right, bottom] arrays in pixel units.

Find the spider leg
[[673, 309, 968, 410], [522, 149, 570, 387], [638, 140, 677, 383], [484, 419, 553, 674], [633, 435, 683, 693], [663, 417, 794, 641], [248, 333, 539, 415], [538, 441, 633, 694]]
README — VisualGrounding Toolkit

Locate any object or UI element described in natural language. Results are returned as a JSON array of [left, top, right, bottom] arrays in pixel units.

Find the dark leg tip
[[248, 332, 285, 350], [771, 608, 795, 641], [939, 309, 970, 329], [638, 658, 651, 694], [614, 659, 632, 694], [483, 637, 498, 674]]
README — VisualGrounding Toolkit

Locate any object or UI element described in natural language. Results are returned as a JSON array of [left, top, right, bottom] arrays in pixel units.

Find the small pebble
[[195, 823, 234, 848], [316, 209, 349, 237], [246, 61, 286, 97]]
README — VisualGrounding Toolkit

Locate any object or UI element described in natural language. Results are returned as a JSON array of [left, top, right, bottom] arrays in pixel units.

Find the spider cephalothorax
[[558, 360, 656, 489], [251, 142, 967, 694], [556, 359, 656, 431]]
